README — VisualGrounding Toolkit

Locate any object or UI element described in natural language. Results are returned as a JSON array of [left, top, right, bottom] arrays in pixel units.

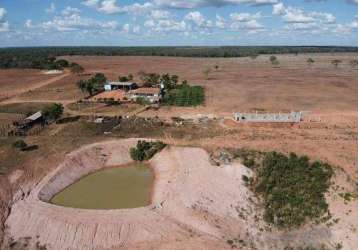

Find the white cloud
[[122, 23, 130, 33], [230, 12, 264, 30], [350, 20, 358, 28], [154, 0, 277, 9], [99, 0, 120, 14], [150, 10, 171, 19], [0, 8, 6, 20], [25, 19, 34, 28], [0, 7, 9, 32], [0, 21, 9, 32], [82, 0, 100, 7], [62, 7, 82, 16], [97, 0, 153, 15], [144, 18, 187, 34], [38, 13, 119, 32], [46, 3, 56, 14], [272, 3, 285, 15], [273, 3, 335, 24], [216, 15, 226, 29], [185, 11, 206, 27]]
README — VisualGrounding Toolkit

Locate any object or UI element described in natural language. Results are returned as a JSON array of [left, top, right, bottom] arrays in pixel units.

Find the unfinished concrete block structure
[[234, 111, 302, 123]]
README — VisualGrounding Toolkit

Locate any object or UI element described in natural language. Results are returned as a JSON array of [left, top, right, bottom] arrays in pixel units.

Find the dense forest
[[1, 46, 358, 69]]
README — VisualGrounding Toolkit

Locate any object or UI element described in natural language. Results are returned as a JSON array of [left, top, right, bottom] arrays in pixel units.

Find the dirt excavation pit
[[4, 138, 357, 250]]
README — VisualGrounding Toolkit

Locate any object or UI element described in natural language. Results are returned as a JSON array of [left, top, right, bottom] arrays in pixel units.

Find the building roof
[[25, 111, 42, 121], [107, 81, 137, 86], [91, 90, 126, 100], [130, 88, 161, 95]]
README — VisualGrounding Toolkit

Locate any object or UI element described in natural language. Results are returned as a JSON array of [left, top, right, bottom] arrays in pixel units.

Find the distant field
[[0, 69, 55, 100], [62, 53, 358, 116]]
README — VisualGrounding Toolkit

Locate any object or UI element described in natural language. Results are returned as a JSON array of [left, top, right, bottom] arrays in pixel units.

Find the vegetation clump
[[76, 73, 107, 96], [42, 103, 64, 122], [163, 83, 205, 107], [130, 140, 167, 162], [254, 152, 333, 229], [138, 71, 205, 106], [118, 74, 133, 82], [12, 139, 27, 151]]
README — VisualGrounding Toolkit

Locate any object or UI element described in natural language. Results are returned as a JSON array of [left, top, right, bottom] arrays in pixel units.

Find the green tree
[[93, 73, 107, 85], [70, 63, 84, 75], [13, 139, 27, 151], [331, 59, 342, 68], [42, 103, 64, 122], [269, 55, 279, 67], [143, 73, 161, 87], [55, 59, 69, 68], [307, 58, 315, 67]]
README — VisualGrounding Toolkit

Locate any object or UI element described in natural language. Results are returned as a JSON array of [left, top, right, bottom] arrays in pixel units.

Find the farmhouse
[[104, 82, 138, 92], [234, 111, 302, 123], [129, 88, 162, 103]]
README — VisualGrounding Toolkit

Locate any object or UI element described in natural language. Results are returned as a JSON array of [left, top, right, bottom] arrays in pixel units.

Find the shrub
[[13, 139, 27, 150], [254, 152, 333, 229], [42, 103, 64, 122], [243, 157, 255, 168], [130, 140, 167, 161]]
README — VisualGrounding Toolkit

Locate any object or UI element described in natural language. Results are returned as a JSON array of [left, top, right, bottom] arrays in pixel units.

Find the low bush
[[130, 140, 167, 161], [12, 139, 27, 150], [253, 152, 333, 229], [42, 103, 64, 122]]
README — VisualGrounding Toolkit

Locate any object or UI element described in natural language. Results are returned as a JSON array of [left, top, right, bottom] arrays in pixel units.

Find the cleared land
[[0, 53, 358, 249], [0, 69, 67, 102], [62, 53, 358, 115]]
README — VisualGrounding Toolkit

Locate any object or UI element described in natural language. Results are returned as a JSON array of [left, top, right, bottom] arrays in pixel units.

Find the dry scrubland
[[0, 53, 357, 249]]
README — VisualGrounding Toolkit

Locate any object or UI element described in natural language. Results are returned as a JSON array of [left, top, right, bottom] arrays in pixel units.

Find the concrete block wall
[[234, 111, 302, 123]]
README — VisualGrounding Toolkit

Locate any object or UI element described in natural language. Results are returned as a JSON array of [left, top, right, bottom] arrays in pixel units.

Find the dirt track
[[0, 72, 70, 104]]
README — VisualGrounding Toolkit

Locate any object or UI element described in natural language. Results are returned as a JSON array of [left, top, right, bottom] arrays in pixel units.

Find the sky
[[0, 0, 357, 47]]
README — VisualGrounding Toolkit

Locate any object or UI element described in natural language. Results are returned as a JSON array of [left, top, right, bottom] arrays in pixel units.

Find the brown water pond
[[50, 163, 153, 209]]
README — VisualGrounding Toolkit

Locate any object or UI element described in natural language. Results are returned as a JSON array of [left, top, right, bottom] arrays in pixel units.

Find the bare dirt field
[[0, 54, 358, 249], [0, 69, 67, 102], [63, 53, 358, 115]]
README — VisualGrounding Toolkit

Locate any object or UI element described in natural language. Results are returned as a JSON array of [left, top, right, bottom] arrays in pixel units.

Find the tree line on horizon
[[1, 45, 358, 70]]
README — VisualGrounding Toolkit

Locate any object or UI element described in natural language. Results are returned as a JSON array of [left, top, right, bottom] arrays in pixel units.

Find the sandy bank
[[4, 139, 357, 249]]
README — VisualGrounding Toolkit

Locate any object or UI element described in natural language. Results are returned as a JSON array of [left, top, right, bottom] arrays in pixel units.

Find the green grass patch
[[253, 152, 333, 229], [163, 84, 204, 107]]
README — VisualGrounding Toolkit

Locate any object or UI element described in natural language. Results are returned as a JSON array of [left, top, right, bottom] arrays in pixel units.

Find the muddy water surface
[[50, 163, 153, 209]]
